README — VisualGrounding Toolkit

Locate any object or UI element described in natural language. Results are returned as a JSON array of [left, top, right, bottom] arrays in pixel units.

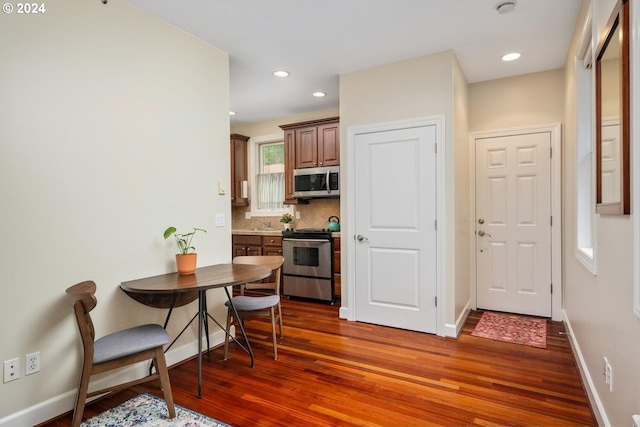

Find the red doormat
[[471, 311, 547, 349]]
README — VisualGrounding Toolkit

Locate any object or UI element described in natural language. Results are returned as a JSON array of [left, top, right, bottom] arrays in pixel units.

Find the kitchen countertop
[[232, 229, 341, 238]]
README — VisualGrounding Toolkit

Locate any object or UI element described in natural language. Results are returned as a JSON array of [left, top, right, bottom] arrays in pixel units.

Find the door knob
[[478, 230, 491, 237], [478, 218, 485, 224], [356, 234, 368, 241]]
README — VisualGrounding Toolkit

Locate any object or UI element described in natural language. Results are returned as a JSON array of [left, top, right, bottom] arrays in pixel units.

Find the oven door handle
[[284, 238, 330, 244]]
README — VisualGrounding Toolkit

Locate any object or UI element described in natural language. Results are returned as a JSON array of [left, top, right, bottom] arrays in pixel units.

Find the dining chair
[[66, 280, 175, 427], [224, 255, 284, 361]]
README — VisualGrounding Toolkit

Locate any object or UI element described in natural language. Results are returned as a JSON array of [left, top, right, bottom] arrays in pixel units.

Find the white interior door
[[353, 125, 437, 333], [475, 131, 552, 317]]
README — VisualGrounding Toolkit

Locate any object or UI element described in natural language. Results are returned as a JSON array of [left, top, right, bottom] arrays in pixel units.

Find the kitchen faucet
[[256, 219, 272, 228]]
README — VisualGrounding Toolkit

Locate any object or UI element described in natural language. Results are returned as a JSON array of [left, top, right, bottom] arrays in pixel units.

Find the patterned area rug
[[471, 311, 547, 348], [81, 392, 231, 427]]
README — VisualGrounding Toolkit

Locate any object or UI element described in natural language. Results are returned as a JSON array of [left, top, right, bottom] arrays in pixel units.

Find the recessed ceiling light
[[501, 52, 521, 61], [229, 111, 236, 116], [312, 92, 326, 98], [273, 70, 290, 77]]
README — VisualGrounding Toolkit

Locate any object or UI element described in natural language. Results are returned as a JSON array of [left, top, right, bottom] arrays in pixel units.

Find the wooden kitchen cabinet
[[282, 128, 298, 204], [333, 237, 341, 297], [232, 235, 262, 257], [232, 234, 282, 283], [262, 236, 283, 255], [280, 117, 339, 204], [231, 234, 283, 257], [230, 134, 250, 206]]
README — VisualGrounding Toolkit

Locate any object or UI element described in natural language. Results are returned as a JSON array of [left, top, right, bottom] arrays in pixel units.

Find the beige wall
[[469, 69, 565, 132], [562, 0, 640, 425], [340, 51, 469, 329], [0, 0, 230, 422], [453, 56, 470, 325]]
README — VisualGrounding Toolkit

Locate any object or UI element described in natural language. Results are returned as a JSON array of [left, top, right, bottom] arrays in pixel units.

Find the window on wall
[[256, 141, 284, 210], [249, 135, 291, 217], [575, 12, 597, 274]]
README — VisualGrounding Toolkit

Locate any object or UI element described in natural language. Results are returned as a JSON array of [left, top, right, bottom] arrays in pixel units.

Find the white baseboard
[[0, 329, 228, 427], [443, 302, 471, 338], [562, 310, 609, 426]]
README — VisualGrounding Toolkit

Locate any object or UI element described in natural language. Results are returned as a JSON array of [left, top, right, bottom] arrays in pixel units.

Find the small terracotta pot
[[176, 253, 197, 275]]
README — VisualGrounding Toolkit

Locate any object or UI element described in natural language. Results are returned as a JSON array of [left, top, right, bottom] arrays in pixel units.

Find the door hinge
[[551, 283, 553, 294], [434, 219, 437, 230], [550, 216, 553, 226], [550, 147, 553, 158], [435, 296, 438, 307], [434, 143, 437, 154]]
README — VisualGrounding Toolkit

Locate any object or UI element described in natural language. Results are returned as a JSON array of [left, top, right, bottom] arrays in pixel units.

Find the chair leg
[[71, 364, 92, 427], [153, 348, 176, 419], [270, 306, 278, 360], [223, 308, 232, 360], [276, 300, 284, 338]]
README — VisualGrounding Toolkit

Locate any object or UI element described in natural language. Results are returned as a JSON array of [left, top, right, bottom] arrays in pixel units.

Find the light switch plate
[[215, 213, 225, 227]]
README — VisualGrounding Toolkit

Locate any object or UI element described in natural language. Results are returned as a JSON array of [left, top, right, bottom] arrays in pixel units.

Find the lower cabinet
[[262, 236, 283, 256], [232, 235, 262, 257], [232, 234, 283, 284]]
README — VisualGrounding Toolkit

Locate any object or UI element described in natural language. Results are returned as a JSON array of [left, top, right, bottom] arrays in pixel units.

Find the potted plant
[[280, 213, 293, 230], [163, 226, 207, 274]]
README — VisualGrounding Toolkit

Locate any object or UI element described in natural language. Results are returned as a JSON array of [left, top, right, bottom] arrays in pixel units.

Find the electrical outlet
[[295, 211, 300, 219], [604, 357, 613, 392], [25, 352, 40, 375], [3, 358, 20, 383], [245, 212, 252, 219]]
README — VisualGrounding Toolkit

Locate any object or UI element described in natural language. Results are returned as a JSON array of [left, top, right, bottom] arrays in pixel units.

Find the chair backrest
[[66, 281, 99, 358], [232, 255, 284, 295]]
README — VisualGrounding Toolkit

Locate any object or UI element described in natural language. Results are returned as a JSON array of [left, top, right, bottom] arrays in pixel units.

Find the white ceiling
[[125, 0, 582, 126]]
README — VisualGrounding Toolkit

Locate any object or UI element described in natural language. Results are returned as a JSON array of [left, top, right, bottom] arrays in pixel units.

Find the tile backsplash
[[232, 198, 340, 230]]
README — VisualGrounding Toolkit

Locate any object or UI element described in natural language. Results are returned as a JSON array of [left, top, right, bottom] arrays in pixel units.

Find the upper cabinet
[[280, 117, 339, 204], [281, 117, 340, 169], [230, 133, 250, 206]]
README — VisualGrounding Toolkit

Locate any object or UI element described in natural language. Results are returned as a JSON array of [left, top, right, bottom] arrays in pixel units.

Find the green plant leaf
[[163, 226, 177, 239]]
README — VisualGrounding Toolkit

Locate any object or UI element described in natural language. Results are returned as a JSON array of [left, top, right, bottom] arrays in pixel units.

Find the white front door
[[475, 131, 552, 317], [601, 122, 621, 203], [353, 125, 437, 333]]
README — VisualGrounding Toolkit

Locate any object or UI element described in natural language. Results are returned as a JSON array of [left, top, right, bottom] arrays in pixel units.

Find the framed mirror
[[595, 0, 630, 215]]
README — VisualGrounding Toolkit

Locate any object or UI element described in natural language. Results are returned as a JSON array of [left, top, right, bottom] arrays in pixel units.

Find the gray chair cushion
[[93, 324, 169, 364], [226, 295, 280, 312]]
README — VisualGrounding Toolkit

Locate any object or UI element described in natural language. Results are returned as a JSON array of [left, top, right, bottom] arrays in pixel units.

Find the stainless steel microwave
[[293, 166, 339, 198]]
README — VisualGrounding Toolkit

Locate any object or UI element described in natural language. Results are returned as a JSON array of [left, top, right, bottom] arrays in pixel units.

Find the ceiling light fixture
[[501, 52, 521, 61], [312, 92, 326, 98], [273, 70, 290, 77], [229, 111, 236, 116], [496, 1, 516, 14]]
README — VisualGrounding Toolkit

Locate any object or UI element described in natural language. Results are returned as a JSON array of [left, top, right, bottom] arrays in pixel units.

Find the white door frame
[[469, 123, 562, 321], [344, 115, 446, 336]]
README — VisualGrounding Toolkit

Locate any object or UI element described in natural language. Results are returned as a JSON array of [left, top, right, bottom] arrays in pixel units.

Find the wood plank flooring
[[40, 298, 596, 426]]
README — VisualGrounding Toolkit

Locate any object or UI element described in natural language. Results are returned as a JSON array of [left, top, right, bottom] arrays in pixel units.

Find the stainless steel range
[[282, 228, 334, 303]]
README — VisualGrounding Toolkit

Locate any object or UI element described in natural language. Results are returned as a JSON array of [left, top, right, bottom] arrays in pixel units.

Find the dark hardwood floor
[[41, 297, 595, 426]]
